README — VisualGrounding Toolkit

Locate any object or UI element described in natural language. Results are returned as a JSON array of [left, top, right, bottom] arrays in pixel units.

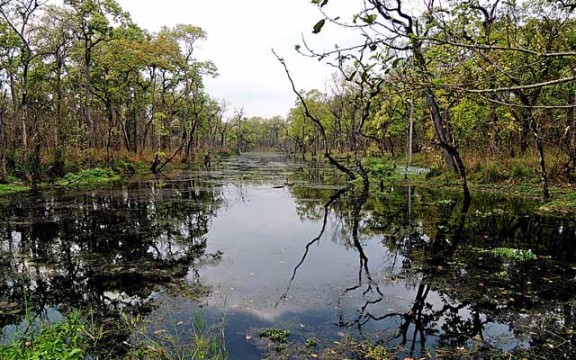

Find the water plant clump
[[305, 337, 317, 348], [56, 168, 121, 187], [120, 309, 228, 360], [479, 247, 538, 261], [0, 183, 30, 195], [259, 328, 291, 343]]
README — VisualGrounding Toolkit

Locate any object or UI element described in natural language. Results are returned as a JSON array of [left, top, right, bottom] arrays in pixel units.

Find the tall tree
[[63, 0, 129, 146], [170, 24, 217, 163], [306, 0, 471, 197], [0, 0, 44, 159]]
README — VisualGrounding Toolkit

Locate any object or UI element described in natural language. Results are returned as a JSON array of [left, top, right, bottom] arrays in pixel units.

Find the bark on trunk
[[566, 92, 576, 180], [84, 41, 93, 146], [0, 99, 7, 183], [530, 117, 550, 199]]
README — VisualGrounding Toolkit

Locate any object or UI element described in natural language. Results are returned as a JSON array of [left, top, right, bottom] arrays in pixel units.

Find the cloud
[[117, 0, 363, 119]]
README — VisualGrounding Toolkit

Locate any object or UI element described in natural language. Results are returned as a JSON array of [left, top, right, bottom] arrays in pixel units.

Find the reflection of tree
[[277, 184, 353, 307], [288, 159, 352, 222], [0, 177, 224, 355], [333, 191, 491, 359], [286, 172, 576, 357]]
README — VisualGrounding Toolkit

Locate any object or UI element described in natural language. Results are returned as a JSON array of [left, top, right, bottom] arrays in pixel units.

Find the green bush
[[473, 162, 508, 183], [510, 164, 531, 180], [478, 247, 537, 262], [367, 162, 393, 177]]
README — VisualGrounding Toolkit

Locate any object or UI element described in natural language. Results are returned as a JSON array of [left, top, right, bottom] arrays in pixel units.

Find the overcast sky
[[116, 0, 361, 119]]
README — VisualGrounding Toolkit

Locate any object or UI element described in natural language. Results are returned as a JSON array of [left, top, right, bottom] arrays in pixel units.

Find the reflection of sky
[[203, 184, 402, 301], [1, 307, 63, 346], [186, 181, 523, 357]]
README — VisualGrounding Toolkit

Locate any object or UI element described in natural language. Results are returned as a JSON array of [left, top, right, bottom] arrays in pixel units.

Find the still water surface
[[1, 153, 575, 358]]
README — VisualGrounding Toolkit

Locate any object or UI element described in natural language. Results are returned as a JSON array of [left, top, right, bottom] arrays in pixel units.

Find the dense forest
[[0, 0, 575, 199]]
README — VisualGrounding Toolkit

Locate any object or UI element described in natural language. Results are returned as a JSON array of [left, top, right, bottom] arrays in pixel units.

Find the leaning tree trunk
[[424, 90, 458, 172], [411, 43, 470, 200], [423, 86, 471, 200]]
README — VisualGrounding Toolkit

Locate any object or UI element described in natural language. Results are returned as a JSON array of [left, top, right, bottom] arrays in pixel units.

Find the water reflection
[[0, 177, 224, 356], [0, 153, 574, 359], [279, 155, 576, 358]]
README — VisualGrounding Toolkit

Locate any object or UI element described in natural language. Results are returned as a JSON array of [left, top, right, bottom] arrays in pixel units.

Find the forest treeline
[[0, 0, 230, 180], [0, 0, 575, 199], [275, 0, 576, 200]]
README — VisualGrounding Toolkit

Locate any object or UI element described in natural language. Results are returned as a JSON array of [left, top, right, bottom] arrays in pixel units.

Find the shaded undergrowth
[[0, 307, 228, 360]]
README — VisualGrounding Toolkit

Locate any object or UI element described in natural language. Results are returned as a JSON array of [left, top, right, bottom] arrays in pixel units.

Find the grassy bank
[[0, 183, 30, 196], [0, 148, 232, 197], [55, 168, 123, 188], [363, 153, 576, 215], [0, 309, 227, 360]]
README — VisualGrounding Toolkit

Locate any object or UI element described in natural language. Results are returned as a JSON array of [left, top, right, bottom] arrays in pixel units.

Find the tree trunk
[[566, 91, 576, 180], [516, 90, 550, 199], [0, 97, 7, 183], [413, 45, 462, 175], [424, 90, 458, 172], [53, 53, 65, 177], [84, 40, 93, 146], [528, 113, 550, 199], [520, 117, 530, 155], [185, 118, 199, 161], [8, 73, 19, 146], [131, 99, 138, 153], [140, 72, 156, 156], [31, 142, 41, 185]]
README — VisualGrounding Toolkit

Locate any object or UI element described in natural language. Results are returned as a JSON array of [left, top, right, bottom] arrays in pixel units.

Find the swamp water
[[1, 153, 575, 359]]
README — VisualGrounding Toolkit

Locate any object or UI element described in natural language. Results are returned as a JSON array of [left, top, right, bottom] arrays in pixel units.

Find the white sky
[[116, 0, 362, 119]]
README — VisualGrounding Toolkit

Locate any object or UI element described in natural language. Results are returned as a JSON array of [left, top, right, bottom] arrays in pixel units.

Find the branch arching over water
[[272, 49, 357, 181]]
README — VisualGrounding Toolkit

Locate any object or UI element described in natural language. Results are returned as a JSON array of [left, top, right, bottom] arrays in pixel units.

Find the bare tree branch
[[272, 49, 357, 180]]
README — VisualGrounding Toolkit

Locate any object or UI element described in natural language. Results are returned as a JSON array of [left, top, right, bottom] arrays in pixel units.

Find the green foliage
[[471, 162, 508, 183], [259, 328, 291, 343], [56, 168, 121, 187], [361, 14, 378, 25], [0, 183, 30, 195], [312, 19, 325, 33], [510, 163, 532, 180], [467, 156, 544, 185], [364, 159, 430, 187], [364, 344, 388, 359], [478, 247, 537, 262], [367, 161, 394, 177], [305, 338, 317, 348], [311, 0, 329, 7], [0, 311, 86, 360], [539, 190, 576, 215]]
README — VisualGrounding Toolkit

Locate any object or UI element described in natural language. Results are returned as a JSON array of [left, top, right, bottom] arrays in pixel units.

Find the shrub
[[510, 164, 531, 180]]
